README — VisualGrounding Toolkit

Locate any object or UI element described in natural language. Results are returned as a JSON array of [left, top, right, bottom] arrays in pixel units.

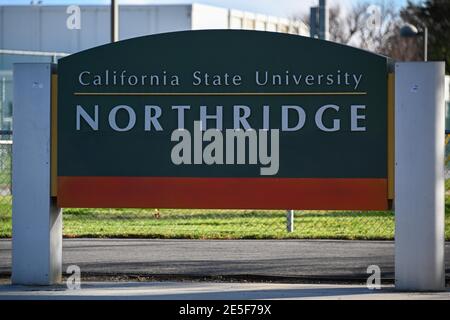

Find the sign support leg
[[395, 62, 445, 291], [11, 63, 62, 285]]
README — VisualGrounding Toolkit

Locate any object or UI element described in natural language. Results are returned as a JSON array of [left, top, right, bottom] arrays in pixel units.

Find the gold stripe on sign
[[73, 91, 367, 96]]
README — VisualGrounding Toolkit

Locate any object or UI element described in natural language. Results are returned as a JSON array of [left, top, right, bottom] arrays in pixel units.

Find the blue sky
[[0, 0, 411, 17]]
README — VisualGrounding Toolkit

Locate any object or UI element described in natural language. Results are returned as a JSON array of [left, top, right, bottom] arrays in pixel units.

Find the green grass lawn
[[1, 194, 449, 240]]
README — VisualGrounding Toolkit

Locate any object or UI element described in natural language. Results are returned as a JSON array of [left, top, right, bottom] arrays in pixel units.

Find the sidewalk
[[0, 281, 449, 300]]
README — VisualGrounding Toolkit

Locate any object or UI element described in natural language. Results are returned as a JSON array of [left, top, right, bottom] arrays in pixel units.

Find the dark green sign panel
[[57, 30, 389, 210]]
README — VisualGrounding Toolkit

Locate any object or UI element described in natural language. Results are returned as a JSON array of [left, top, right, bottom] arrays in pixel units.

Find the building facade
[[0, 4, 308, 55]]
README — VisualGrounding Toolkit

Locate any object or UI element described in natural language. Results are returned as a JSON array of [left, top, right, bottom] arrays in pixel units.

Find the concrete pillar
[[12, 63, 62, 285], [395, 62, 445, 291]]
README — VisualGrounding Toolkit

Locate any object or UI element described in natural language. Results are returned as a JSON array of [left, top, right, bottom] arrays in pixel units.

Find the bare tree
[[327, 3, 366, 45], [361, 2, 399, 52], [329, 1, 400, 53], [293, 0, 418, 59], [379, 26, 422, 60]]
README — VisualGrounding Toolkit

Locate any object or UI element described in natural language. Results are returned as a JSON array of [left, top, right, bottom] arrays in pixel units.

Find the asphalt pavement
[[1, 239, 449, 281]]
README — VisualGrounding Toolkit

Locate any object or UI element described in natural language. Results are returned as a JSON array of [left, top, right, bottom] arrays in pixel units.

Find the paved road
[[0, 239, 449, 281], [1, 282, 450, 300]]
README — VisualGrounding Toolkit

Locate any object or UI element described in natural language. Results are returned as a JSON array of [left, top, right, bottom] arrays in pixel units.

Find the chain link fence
[[1, 131, 449, 240], [0, 132, 12, 239]]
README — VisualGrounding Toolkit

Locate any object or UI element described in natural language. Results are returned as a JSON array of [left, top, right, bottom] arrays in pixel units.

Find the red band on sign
[[57, 176, 388, 210]]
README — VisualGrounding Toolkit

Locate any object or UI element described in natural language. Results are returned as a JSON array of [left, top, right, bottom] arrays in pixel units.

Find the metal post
[[310, 7, 318, 38], [423, 27, 428, 62], [111, 0, 119, 43], [0, 77, 4, 130], [395, 62, 445, 291], [286, 210, 294, 233], [318, 0, 328, 40], [11, 63, 62, 285]]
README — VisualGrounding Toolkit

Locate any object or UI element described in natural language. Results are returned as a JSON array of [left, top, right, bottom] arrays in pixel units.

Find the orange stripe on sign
[[57, 177, 388, 210]]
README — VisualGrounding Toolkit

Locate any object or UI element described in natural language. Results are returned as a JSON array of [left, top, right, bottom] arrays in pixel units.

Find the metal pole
[[310, 7, 318, 38], [318, 0, 328, 40], [286, 210, 294, 232], [0, 49, 68, 58], [0, 77, 4, 131], [111, 0, 119, 43], [423, 27, 428, 61]]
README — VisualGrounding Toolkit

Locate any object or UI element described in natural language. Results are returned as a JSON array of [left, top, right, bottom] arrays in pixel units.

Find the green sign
[[57, 30, 390, 210]]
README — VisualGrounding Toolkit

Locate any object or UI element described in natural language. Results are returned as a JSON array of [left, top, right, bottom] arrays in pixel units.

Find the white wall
[[191, 3, 228, 30], [228, 8, 309, 36], [0, 5, 192, 54], [0, 4, 308, 56]]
